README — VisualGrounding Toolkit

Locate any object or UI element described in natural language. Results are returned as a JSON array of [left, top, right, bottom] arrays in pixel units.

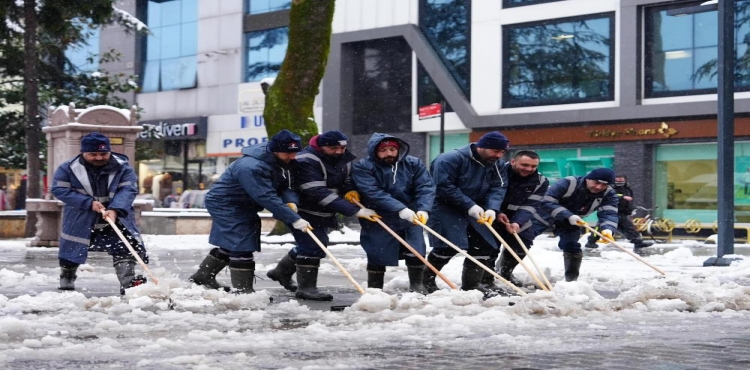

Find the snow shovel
[[101, 210, 159, 284], [484, 222, 551, 291], [580, 222, 666, 276], [352, 200, 458, 290], [304, 228, 365, 295], [414, 220, 526, 296]]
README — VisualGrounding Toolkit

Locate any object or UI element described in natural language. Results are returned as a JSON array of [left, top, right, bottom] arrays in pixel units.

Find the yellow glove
[[415, 211, 428, 225], [598, 229, 614, 243], [344, 190, 360, 204], [286, 203, 298, 213]]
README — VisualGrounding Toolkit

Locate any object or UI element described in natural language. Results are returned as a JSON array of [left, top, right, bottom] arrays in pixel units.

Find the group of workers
[[50, 131, 650, 298]]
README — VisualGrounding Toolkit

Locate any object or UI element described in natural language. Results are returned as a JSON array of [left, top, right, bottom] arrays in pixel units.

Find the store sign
[[588, 122, 679, 139], [238, 83, 265, 114], [207, 114, 269, 156], [138, 117, 208, 141]]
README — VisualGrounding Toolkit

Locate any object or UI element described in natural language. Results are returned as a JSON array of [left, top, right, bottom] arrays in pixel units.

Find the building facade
[[91, 0, 750, 223]]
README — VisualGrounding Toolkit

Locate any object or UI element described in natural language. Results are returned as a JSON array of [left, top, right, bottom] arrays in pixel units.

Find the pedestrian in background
[[585, 174, 653, 250]]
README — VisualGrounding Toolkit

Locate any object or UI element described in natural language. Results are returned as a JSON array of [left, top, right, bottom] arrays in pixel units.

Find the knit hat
[[585, 168, 615, 184], [377, 139, 400, 150], [318, 130, 348, 147], [476, 131, 509, 150], [268, 129, 302, 153], [80, 132, 111, 153]]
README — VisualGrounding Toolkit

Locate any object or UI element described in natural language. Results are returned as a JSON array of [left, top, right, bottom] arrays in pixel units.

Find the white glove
[[484, 210, 496, 224], [568, 215, 584, 226], [399, 208, 417, 222], [356, 208, 380, 222], [468, 205, 484, 221], [415, 211, 429, 224], [292, 218, 312, 231]]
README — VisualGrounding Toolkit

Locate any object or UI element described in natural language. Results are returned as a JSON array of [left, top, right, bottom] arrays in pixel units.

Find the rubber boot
[[633, 240, 654, 249], [407, 265, 428, 294], [295, 258, 333, 301], [114, 259, 147, 295], [229, 260, 255, 294], [189, 248, 230, 291], [367, 270, 385, 289], [477, 258, 502, 292], [266, 253, 298, 292], [584, 233, 598, 249], [58, 266, 78, 291], [497, 252, 524, 287], [460, 260, 485, 291], [563, 252, 583, 282], [422, 253, 450, 293]]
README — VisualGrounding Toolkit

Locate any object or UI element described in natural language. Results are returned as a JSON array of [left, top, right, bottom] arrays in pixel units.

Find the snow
[[0, 232, 748, 368]]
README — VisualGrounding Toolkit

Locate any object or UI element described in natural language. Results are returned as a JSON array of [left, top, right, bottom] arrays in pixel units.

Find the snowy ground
[[1, 229, 749, 369]]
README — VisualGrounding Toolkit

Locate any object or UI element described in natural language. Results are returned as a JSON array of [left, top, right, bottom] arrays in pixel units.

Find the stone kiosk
[[27, 103, 152, 247]]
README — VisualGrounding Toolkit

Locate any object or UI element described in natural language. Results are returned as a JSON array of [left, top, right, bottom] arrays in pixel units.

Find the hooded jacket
[[352, 133, 436, 265]]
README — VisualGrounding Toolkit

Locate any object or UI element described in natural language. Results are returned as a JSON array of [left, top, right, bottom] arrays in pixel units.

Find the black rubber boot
[[58, 266, 78, 291], [367, 270, 385, 289], [497, 252, 524, 287], [295, 258, 333, 301], [585, 232, 599, 249], [229, 260, 255, 294], [422, 253, 450, 293], [407, 265, 428, 294], [266, 252, 298, 292], [189, 248, 230, 291], [477, 258, 503, 292], [633, 240, 654, 249], [114, 259, 147, 295], [460, 260, 485, 291], [563, 252, 583, 282]]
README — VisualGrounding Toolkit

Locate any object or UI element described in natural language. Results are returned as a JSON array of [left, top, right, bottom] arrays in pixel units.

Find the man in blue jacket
[[190, 130, 311, 293], [489, 150, 549, 290], [267, 130, 379, 301], [351, 134, 435, 293], [532, 168, 619, 282], [423, 131, 509, 293], [51, 132, 148, 294]]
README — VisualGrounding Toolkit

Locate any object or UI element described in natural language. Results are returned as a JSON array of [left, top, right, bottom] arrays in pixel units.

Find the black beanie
[[476, 131, 509, 150], [585, 168, 615, 184], [80, 132, 111, 153], [268, 129, 302, 153]]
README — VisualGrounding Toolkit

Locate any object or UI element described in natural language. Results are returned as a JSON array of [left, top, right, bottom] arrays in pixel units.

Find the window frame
[[502, 0, 564, 9], [243, 26, 290, 83], [501, 12, 616, 108]]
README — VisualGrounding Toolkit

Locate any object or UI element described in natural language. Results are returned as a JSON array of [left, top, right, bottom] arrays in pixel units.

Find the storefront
[[136, 116, 212, 207], [473, 117, 750, 224]]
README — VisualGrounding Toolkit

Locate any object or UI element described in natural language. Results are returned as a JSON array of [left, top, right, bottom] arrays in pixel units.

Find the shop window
[[141, 0, 198, 92], [503, 0, 563, 9], [502, 13, 615, 108], [418, 0, 471, 105], [531, 147, 614, 182], [245, 27, 289, 82], [349, 37, 412, 134], [644, 0, 750, 98], [246, 0, 291, 15], [428, 133, 469, 162], [655, 142, 750, 223]]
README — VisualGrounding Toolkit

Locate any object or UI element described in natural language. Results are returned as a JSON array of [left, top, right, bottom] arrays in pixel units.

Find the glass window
[[655, 142, 750, 223], [418, 0, 471, 107], [503, 0, 564, 9], [245, 27, 289, 82], [142, 0, 198, 92], [65, 22, 100, 73], [349, 37, 412, 134], [429, 133, 468, 162], [644, 0, 750, 98], [502, 13, 615, 108], [246, 0, 291, 15], [531, 147, 614, 183]]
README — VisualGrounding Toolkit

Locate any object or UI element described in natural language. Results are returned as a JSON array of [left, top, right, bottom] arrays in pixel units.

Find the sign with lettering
[[207, 114, 270, 156], [137, 117, 208, 141]]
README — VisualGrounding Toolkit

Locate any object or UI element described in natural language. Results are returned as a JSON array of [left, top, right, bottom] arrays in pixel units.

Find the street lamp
[[667, 0, 739, 266]]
